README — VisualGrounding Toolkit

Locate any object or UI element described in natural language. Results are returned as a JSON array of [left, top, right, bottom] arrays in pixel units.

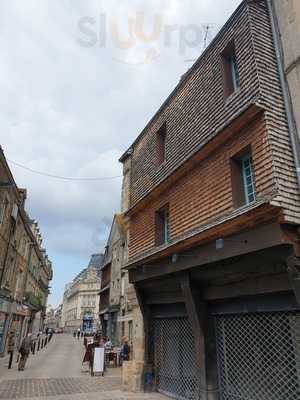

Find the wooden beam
[[203, 273, 291, 301], [180, 273, 208, 400], [145, 292, 184, 305], [287, 256, 300, 307], [135, 285, 151, 365], [130, 223, 291, 283]]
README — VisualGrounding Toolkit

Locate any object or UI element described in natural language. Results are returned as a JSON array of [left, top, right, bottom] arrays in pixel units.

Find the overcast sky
[[0, 0, 241, 306]]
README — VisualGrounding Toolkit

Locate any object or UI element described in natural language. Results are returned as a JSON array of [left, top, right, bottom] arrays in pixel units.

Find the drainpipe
[[266, 0, 300, 188]]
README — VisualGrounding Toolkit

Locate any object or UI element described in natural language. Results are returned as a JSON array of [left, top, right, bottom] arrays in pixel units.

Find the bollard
[[32, 342, 36, 355], [8, 351, 13, 369], [37, 339, 40, 351]]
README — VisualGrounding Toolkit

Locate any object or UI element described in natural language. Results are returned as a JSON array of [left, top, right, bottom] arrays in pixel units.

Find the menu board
[[93, 347, 104, 375]]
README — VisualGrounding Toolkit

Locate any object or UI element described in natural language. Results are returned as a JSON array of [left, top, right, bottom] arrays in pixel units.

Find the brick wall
[[129, 114, 275, 259]]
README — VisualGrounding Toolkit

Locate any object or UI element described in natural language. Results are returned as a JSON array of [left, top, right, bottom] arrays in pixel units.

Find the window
[[222, 43, 239, 98], [0, 198, 9, 225], [242, 155, 256, 204], [155, 205, 170, 246], [231, 151, 256, 208], [157, 123, 167, 166]]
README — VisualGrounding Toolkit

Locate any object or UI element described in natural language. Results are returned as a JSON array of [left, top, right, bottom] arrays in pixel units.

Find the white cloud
[[0, 0, 241, 303]]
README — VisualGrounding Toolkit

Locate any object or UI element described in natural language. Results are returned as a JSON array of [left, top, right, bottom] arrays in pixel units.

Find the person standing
[[104, 337, 112, 350], [18, 333, 33, 371], [120, 336, 130, 365]]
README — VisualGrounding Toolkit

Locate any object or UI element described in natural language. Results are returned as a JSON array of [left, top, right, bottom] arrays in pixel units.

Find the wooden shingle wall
[[130, 1, 260, 207], [124, 0, 300, 260], [129, 115, 275, 259], [248, 0, 300, 223]]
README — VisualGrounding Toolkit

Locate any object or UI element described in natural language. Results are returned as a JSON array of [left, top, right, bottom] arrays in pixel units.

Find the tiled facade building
[[119, 0, 300, 398]]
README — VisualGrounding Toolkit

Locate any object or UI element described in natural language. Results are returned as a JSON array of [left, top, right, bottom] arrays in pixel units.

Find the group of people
[[73, 328, 83, 340], [82, 333, 130, 370]]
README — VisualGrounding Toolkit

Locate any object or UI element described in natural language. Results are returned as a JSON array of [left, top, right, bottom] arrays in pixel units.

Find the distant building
[[45, 304, 63, 330], [61, 254, 103, 332]]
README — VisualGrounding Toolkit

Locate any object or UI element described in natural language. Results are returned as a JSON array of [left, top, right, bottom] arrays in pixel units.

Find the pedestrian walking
[[77, 328, 80, 340], [18, 333, 33, 371]]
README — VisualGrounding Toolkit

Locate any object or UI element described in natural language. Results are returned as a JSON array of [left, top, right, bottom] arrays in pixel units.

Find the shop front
[[0, 298, 10, 356], [82, 313, 93, 332], [129, 223, 300, 400], [10, 303, 30, 351]]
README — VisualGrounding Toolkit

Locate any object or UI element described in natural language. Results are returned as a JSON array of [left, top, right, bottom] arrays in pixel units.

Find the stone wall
[[122, 286, 145, 392]]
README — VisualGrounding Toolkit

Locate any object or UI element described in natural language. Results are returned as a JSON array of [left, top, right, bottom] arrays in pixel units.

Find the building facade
[[98, 215, 135, 346], [120, 0, 300, 398], [0, 147, 52, 357], [61, 255, 103, 332], [45, 304, 63, 331]]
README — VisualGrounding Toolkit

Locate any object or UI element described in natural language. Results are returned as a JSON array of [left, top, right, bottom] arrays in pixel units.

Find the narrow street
[[0, 335, 163, 400]]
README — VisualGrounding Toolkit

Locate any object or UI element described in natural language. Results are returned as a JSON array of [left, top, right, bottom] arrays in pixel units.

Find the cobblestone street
[[0, 335, 163, 400]]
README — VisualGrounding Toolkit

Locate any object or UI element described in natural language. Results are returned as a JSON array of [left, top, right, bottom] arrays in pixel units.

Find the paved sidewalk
[[0, 335, 164, 400]]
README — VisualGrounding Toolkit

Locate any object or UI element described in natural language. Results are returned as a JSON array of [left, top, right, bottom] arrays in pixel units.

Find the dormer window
[[157, 123, 167, 166], [222, 42, 240, 98]]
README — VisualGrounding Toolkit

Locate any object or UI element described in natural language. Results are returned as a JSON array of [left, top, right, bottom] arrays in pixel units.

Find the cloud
[[0, 0, 241, 305]]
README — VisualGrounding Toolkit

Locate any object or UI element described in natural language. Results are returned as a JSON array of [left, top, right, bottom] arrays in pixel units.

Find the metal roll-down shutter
[[151, 317, 199, 400], [216, 311, 300, 400]]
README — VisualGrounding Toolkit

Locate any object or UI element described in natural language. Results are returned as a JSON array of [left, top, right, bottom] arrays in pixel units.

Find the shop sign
[[16, 304, 30, 316], [10, 303, 30, 317], [83, 314, 93, 320]]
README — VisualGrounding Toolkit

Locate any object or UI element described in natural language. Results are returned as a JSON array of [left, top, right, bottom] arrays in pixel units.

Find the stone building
[[0, 147, 52, 356], [119, 0, 300, 398], [45, 304, 63, 331], [61, 254, 103, 332], [98, 215, 135, 346]]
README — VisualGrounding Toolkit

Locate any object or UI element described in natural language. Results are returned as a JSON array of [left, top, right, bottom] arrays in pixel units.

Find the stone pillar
[[122, 293, 145, 392]]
